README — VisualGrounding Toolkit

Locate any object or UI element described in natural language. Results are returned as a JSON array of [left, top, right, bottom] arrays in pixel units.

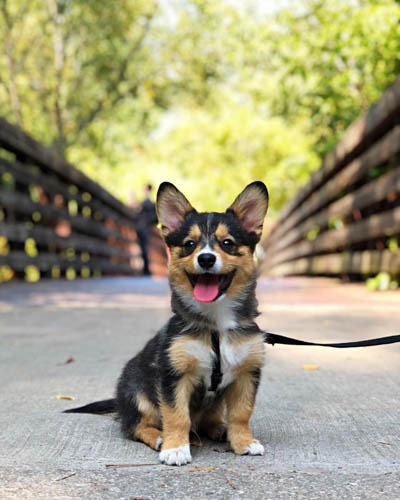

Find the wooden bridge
[[0, 118, 167, 283], [262, 77, 400, 281]]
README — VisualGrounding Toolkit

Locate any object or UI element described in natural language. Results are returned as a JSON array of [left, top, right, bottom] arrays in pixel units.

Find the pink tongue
[[193, 274, 219, 302]]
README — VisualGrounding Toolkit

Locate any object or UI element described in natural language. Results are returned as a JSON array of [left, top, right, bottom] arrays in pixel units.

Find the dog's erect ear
[[226, 181, 269, 237], [156, 182, 196, 237]]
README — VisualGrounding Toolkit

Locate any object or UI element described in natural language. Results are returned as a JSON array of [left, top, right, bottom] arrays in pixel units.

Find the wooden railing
[[262, 77, 400, 279], [0, 118, 153, 281]]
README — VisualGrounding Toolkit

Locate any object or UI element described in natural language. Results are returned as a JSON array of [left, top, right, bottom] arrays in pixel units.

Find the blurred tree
[[0, 0, 162, 154], [244, 0, 400, 156], [123, 98, 320, 215], [0, 0, 226, 155]]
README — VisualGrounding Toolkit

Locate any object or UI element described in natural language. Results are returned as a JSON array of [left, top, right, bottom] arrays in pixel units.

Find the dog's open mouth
[[186, 271, 235, 303]]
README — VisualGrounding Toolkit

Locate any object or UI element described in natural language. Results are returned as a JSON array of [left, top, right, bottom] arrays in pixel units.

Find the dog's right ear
[[156, 182, 196, 237]]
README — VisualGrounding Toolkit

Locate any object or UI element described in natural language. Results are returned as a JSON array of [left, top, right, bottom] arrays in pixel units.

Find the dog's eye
[[184, 240, 196, 250], [222, 239, 234, 248]]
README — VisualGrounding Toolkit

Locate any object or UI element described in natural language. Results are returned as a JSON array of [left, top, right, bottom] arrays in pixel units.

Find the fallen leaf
[[57, 357, 75, 366], [105, 463, 159, 468], [185, 467, 215, 473], [55, 472, 76, 481], [302, 364, 319, 370], [225, 476, 237, 489], [56, 394, 75, 400]]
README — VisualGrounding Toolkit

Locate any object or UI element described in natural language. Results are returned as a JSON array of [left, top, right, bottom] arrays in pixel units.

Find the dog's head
[[156, 182, 268, 304]]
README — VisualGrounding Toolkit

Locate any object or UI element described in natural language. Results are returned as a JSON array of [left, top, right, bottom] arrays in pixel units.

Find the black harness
[[209, 330, 223, 392], [208, 330, 400, 392]]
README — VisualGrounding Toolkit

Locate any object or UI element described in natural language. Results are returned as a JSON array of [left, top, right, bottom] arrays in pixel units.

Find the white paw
[[159, 444, 192, 466], [242, 440, 264, 456], [155, 436, 163, 451]]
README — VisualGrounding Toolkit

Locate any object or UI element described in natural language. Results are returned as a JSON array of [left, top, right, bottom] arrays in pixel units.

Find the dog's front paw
[[159, 444, 192, 466], [241, 440, 264, 456]]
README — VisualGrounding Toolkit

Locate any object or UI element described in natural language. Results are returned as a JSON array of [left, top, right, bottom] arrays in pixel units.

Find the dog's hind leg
[[118, 387, 162, 450], [122, 393, 162, 450], [135, 423, 163, 450], [134, 394, 162, 450]]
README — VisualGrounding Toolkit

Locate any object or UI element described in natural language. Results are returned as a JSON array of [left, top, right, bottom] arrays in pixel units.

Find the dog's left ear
[[226, 181, 269, 237]]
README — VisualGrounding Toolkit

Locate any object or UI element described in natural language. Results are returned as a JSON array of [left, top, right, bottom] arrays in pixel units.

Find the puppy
[[65, 181, 269, 466]]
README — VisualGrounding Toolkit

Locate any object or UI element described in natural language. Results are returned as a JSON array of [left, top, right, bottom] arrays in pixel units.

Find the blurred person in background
[[136, 184, 157, 276]]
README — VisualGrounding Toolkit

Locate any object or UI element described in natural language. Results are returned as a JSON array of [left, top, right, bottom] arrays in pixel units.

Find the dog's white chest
[[218, 335, 260, 389], [184, 335, 262, 391]]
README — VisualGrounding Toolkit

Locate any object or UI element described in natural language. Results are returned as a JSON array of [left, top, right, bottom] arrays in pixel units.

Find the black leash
[[208, 330, 400, 393], [264, 332, 400, 348]]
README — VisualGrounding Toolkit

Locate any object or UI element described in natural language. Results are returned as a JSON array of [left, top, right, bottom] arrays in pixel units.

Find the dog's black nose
[[198, 253, 216, 269]]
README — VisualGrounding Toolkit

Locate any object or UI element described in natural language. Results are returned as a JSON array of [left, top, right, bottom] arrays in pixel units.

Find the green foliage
[[387, 237, 399, 253], [366, 272, 398, 291], [0, 0, 163, 152], [239, 0, 400, 157], [105, 101, 320, 214], [295, 1, 398, 154], [0, 0, 399, 214], [306, 227, 320, 241]]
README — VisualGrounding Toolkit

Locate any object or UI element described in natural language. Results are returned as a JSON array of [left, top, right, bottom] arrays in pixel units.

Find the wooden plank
[[0, 222, 137, 259], [0, 117, 137, 220], [264, 125, 400, 250], [0, 189, 136, 244], [148, 226, 168, 277], [267, 250, 400, 277], [267, 206, 400, 268], [0, 158, 136, 228], [274, 76, 400, 224], [267, 166, 400, 256], [0, 252, 138, 274]]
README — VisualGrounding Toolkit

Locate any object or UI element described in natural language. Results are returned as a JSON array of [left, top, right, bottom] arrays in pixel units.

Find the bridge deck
[[0, 277, 399, 499]]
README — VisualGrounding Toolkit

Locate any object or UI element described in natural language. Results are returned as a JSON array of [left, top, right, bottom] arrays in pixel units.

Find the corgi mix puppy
[[65, 181, 269, 466]]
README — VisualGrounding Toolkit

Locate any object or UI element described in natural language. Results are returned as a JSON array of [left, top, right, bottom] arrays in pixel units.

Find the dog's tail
[[63, 398, 116, 415]]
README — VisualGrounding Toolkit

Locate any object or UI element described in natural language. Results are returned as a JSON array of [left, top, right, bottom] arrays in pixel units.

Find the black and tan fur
[[65, 181, 269, 466]]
